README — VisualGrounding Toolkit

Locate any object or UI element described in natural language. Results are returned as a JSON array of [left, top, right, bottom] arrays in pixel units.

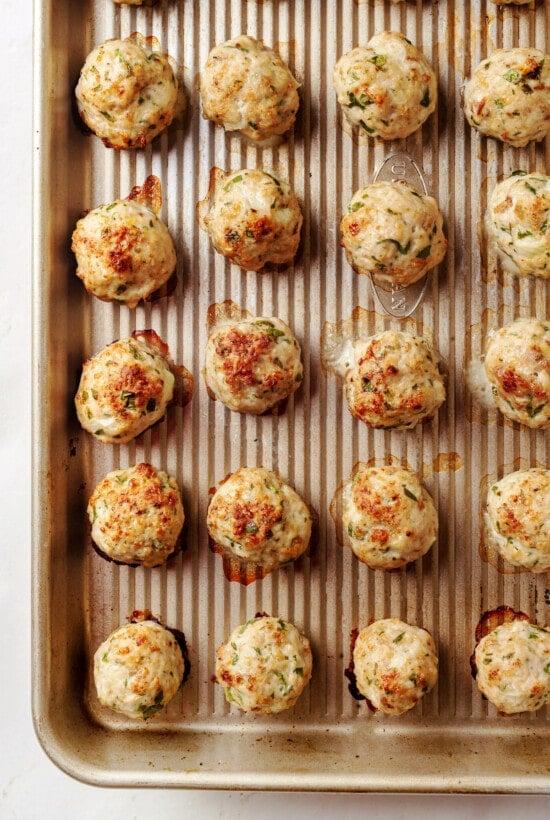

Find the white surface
[[0, 2, 548, 817]]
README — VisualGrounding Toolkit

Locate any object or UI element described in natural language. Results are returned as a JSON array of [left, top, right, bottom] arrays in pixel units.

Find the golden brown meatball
[[200, 35, 299, 144], [215, 615, 312, 713], [353, 619, 438, 716], [344, 330, 446, 429], [333, 32, 437, 140], [484, 317, 550, 428], [72, 177, 176, 307], [207, 467, 311, 579], [88, 463, 184, 567], [75, 330, 176, 444], [75, 34, 178, 149], [342, 464, 438, 569], [464, 48, 550, 147], [198, 168, 302, 271], [341, 181, 446, 287]]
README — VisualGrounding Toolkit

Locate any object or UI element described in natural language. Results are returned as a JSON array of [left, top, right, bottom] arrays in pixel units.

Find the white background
[[0, 1, 548, 817]]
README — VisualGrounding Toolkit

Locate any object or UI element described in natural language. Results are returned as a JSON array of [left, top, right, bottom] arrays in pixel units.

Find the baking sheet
[[32, 0, 550, 791]]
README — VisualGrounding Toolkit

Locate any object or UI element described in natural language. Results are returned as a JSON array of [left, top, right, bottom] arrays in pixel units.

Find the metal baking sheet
[[32, 0, 550, 792]]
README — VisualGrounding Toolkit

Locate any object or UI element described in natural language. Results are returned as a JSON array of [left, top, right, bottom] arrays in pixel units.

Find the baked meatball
[[492, 1, 531, 4], [353, 619, 438, 716], [484, 317, 550, 429], [200, 35, 299, 144], [342, 464, 437, 569], [333, 32, 437, 140], [215, 615, 312, 713], [88, 463, 184, 567], [464, 48, 550, 148], [205, 315, 303, 414], [75, 34, 178, 149], [208, 468, 311, 577], [341, 181, 447, 287], [198, 168, 302, 271], [75, 330, 175, 444], [485, 172, 550, 281], [474, 615, 550, 714], [72, 177, 176, 307], [344, 330, 445, 429], [485, 468, 550, 573], [94, 617, 184, 720]]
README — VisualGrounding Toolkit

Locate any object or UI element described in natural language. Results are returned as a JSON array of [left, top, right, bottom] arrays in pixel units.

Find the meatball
[[200, 35, 299, 143], [75, 34, 178, 149], [342, 464, 437, 569], [207, 467, 311, 577], [341, 181, 447, 287], [75, 330, 175, 444], [492, 1, 531, 4], [205, 316, 303, 414], [485, 172, 550, 281], [94, 617, 184, 720], [485, 468, 550, 573], [215, 615, 312, 713], [463, 48, 550, 148], [474, 614, 550, 714], [484, 317, 550, 429], [88, 463, 184, 567], [344, 330, 445, 429], [333, 32, 437, 141], [72, 177, 177, 307], [353, 619, 438, 716], [198, 168, 302, 271]]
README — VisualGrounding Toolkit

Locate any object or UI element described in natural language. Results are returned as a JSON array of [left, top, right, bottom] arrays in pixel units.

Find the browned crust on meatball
[[127, 174, 162, 215]]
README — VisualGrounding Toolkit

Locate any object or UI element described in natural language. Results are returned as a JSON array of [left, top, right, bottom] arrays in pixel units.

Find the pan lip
[[30, 0, 550, 793]]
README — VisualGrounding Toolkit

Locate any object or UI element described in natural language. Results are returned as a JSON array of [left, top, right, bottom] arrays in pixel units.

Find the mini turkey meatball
[[207, 467, 311, 576], [485, 172, 550, 281], [344, 330, 445, 429], [94, 616, 184, 720], [333, 32, 437, 141], [485, 468, 550, 573], [75, 330, 176, 444], [353, 619, 438, 716], [463, 48, 550, 148], [341, 181, 447, 287], [215, 615, 312, 713], [200, 35, 299, 144], [205, 316, 303, 414], [75, 34, 178, 149], [88, 463, 184, 567], [342, 464, 437, 569], [473, 611, 550, 715], [484, 317, 550, 429], [72, 177, 176, 307], [198, 168, 302, 271]]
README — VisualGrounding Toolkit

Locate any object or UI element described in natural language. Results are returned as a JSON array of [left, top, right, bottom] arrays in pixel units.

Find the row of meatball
[[74, 313, 550, 455], [93, 607, 550, 723], [75, 29, 550, 151], [72, 165, 550, 320], [87, 459, 550, 579]]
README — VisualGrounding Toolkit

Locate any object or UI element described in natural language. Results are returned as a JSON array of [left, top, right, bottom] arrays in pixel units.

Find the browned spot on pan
[[432, 452, 462, 473]]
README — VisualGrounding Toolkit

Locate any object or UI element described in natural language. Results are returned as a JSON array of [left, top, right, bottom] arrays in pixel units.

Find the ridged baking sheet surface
[[67, 0, 550, 741]]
